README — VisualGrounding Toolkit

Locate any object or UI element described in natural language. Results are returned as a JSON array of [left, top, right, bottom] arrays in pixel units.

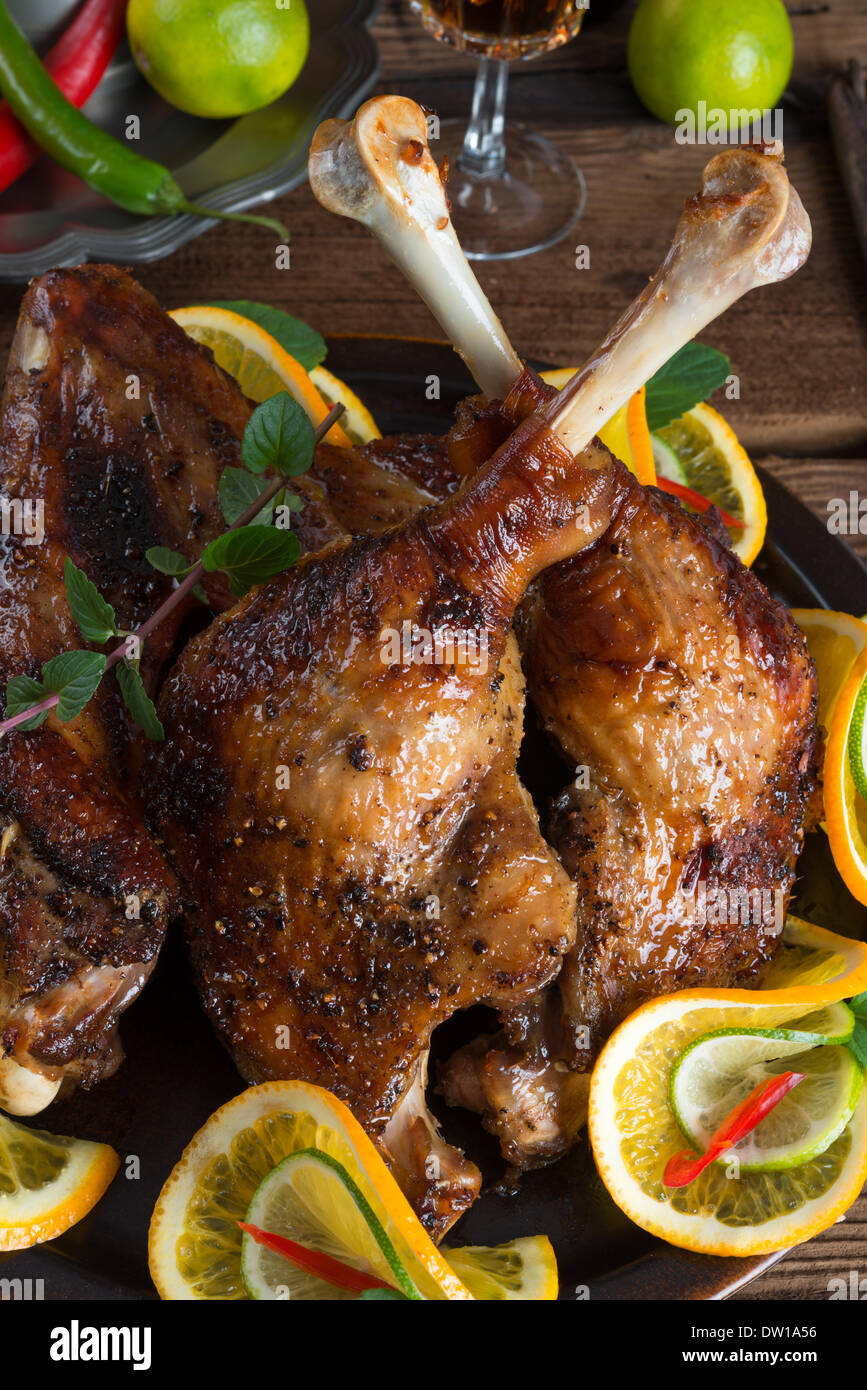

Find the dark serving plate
[[3, 337, 866, 1302], [0, 0, 380, 282]]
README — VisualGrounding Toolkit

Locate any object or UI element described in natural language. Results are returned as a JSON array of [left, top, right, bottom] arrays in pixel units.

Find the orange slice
[[824, 643, 867, 906], [169, 306, 353, 449], [149, 1079, 473, 1300], [0, 1110, 119, 1251], [588, 917, 867, 1256]]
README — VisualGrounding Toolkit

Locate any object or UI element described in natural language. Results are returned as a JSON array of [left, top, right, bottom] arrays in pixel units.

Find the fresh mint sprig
[[209, 301, 326, 372], [0, 396, 345, 742], [644, 342, 731, 433]]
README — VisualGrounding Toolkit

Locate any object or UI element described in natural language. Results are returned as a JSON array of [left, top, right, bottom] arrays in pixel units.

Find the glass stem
[[459, 57, 509, 179]]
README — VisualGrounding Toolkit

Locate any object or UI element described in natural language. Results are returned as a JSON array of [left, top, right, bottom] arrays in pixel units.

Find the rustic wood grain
[[0, 0, 864, 1302]]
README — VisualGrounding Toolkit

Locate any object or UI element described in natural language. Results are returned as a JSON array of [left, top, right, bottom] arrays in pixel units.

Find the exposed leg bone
[[310, 97, 810, 443], [309, 96, 522, 399]]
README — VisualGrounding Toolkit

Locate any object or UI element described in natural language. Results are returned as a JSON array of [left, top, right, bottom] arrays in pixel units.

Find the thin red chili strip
[[238, 1220, 396, 1295], [663, 1070, 805, 1188], [0, 0, 126, 194], [655, 475, 746, 529]]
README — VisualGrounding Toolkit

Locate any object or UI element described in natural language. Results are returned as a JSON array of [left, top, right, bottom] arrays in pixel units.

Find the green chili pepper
[[0, 0, 289, 238]]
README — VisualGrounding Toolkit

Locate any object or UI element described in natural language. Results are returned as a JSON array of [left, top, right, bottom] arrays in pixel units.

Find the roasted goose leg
[[147, 230, 705, 1233], [0, 265, 342, 1115], [310, 100, 818, 1167]]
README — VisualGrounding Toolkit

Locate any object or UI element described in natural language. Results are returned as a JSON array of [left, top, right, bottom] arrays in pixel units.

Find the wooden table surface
[[2, 0, 866, 1301]]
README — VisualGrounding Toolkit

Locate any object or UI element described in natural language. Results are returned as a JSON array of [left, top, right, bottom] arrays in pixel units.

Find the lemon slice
[[758, 915, 867, 996], [671, 1031, 862, 1172], [149, 1080, 471, 1301], [309, 366, 381, 446], [540, 373, 656, 487], [654, 402, 766, 565], [0, 1112, 119, 1251], [791, 608, 867, 734], [588, 917, 867, 1255], [442, 1237, 558, 1301], [169, 306, 353, 449]]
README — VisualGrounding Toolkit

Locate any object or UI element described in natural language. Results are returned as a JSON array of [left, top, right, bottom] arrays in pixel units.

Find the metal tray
[[0, 0, 380, 281], [1, 336, 865, 1301]]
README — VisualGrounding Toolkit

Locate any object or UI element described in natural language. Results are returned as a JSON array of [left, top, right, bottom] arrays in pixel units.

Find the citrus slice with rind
[[0, 1112, 119, 1251], [168, 306, 353, 449], [671, 1031, 862, 1172], [442, 1236, 558, 1300], [825, 644, 867, 906], [654, 402, 766, 565], [588, 917, 867, 1255], [309, 365, 381, 446], [240, 1147, 557, 1301], [790, 608, 867, 734], [149, 1080, 471, 1300], [241, 1148, 419, 1300]]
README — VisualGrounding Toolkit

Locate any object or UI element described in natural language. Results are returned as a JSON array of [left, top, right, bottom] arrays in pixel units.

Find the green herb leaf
[[850, 992, 867, 1071], [5, 675, 50, 729], [116, 662, 165, 741], [644, 343, 731, 433], [357, 1288, 408, 1301], [209, 301, 326, 372], [64, 559, 118, 645], [146, 546, 195, 578], [219, 467, 276, 527], [201, 525, 300, 597], [242, 392, 315, 478], [41, 650, 106, 722]]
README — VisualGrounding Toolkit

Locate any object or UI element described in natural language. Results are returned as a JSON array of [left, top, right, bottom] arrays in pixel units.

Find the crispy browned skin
[[0, 265, 343, 1098], [146, 412, 619, 1236], [304, 373, 819, 1168], [425, 378, 819, 1165]]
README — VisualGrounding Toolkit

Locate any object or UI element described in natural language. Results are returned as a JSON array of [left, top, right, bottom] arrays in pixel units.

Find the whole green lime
[[127, 0, 310, 120], [627, 0, 793, 127]]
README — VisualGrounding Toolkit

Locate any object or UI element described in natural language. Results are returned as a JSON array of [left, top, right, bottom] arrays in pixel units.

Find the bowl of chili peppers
[[0, 0, 380, 280]]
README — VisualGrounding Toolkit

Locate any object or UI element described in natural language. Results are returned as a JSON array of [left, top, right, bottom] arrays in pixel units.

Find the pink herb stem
[[0, 403, 345, 737]]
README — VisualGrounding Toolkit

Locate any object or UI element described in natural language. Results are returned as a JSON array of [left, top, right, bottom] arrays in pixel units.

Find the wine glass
[[410, 0, 587, 261]]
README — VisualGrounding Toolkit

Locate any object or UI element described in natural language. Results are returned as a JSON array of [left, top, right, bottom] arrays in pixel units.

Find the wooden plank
[[730, 1199, 867, 1299], [760, 456, 867, 562], [120, 111, 867, 455], [373, 0, 867, 82]]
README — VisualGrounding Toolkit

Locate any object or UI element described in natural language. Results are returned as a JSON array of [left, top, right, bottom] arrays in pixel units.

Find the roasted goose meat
[[310, 100, 817, 1168], [0, 264, 344, 1114], [144, 398, 625, 1235]]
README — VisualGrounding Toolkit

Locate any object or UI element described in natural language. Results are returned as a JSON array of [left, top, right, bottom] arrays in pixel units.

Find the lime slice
[[651, 433, 687, 486], [241, 1148, 418, 1301], [846, 673, 867, 802], [671, 1032, 863, 1173]]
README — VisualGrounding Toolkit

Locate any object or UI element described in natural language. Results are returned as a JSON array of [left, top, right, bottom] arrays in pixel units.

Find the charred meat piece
[[0, 265, 343, 1112]]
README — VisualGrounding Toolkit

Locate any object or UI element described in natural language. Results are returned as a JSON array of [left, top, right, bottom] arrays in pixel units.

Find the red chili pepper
[[0, 0, 126, 194], [238, 1220, 396, 1295], [655, 475, 746, 530], [663, 1070, 805, 1188]]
